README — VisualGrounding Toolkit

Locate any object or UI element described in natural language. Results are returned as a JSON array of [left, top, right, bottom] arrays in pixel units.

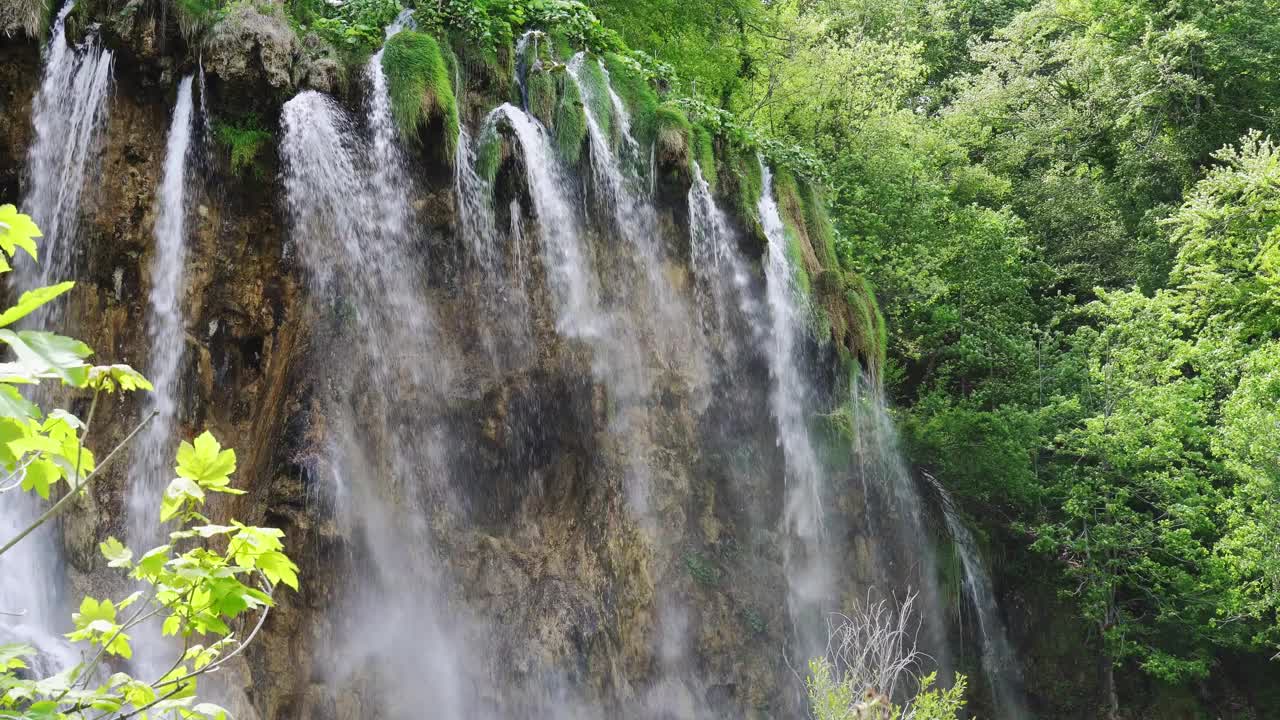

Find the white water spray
[[758, 160, 833, 655], [128, 76, 196, 544]]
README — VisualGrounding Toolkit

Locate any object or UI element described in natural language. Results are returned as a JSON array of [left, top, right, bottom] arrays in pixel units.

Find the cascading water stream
[[931, 478, 1029, 719], [16, 0, 114, 309], [0, 0, 113, 671], [128, 76, 196, 545], [687, 160, 735, 336], [456, 125, 500, 273], [757, 160, 834, 657], [849, 372, 956, 684], [514, 30, 542, 111], [484, 105, 603, 340], [282, 84, 467, 716]]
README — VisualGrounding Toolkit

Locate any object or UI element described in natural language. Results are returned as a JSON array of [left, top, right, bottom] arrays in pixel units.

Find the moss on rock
[[691, 123, 717, 190], [655, 101, 692, 169], [382, 30, 459, 153], [554, 72, 588, 165], [602, 52, 659, 145]]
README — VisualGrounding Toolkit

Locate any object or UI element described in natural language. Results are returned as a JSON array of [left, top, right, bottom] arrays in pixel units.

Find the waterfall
[[17, 0, 114, 307], [687, 160, 735, 336], [567, 54, 653, 251], [932, 478, 1029, 719], [758, 160, 833, 656], [128, 76, 196, 545], [484, 105, 603, 340], [565, 52, 704, 404], [0, 0, 113, 673], [282, 84, 468, 715], [514, 30, 541, 110], [456, 124, 500, 274], [849, 373, 956, 684]]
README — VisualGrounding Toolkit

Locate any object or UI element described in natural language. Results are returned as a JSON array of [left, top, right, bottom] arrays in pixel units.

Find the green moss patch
[[654, 101, 692, 169], [381, 30, 459, 153], [526, 64, 559, 126], [602, 52, 659, 145], [691, 123, 717, 190], [475, 125, 505, 184], [574, 55, 614, 143], [554, 73, 589, 165]]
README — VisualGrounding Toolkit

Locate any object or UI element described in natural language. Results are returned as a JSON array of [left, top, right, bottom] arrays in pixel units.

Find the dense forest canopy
[[593, 0, 1280, 707]]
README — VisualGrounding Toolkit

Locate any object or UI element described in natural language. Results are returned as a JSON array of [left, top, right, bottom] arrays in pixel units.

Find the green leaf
[[20, 458, 58, 500], [0, 282, 74, 328], [134, 545, 171, 578], [162, 476, 205, 521], [0, 384, 39, 419], [258, 551, 299, 590], [175, 431, 237, 489], [162, 614, 181, 637], [99, 537, 134, 568], [0, 205, 41, 261], [193, 702, 231, 720], [87, 363, 153, 393], [0, 329, 91, 386], [0, 643, 33, 671]]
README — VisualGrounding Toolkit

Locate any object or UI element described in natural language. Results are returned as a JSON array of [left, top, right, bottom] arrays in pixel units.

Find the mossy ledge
[[382, 30, 460, 154]]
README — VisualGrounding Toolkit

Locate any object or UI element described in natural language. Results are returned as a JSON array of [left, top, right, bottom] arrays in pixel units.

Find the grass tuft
[[691, 123, 717, 190], [381, 30, 459, 153]]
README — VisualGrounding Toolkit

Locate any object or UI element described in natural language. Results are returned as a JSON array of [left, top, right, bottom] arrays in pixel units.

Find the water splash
[[128, 76, 196, 545]]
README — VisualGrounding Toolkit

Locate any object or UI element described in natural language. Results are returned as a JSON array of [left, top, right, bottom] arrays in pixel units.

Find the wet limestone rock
[[204, 3, 299, 93]]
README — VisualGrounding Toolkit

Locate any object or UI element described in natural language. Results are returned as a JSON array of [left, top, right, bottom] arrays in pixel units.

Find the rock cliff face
[[0, 6, 996, 720]]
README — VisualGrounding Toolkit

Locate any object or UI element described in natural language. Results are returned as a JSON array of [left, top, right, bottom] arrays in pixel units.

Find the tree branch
[[0, 409, 157, 558]]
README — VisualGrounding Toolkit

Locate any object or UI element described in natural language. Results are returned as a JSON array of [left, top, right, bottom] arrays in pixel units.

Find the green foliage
[[382, 30, 461, 152], [413, 0, 621, 54], [213, 115, 273, 178], [807, 659, 967, 720], [739, 606, 766, 636], [289, 0, 401, 56], [0, 207, 297, 720]]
